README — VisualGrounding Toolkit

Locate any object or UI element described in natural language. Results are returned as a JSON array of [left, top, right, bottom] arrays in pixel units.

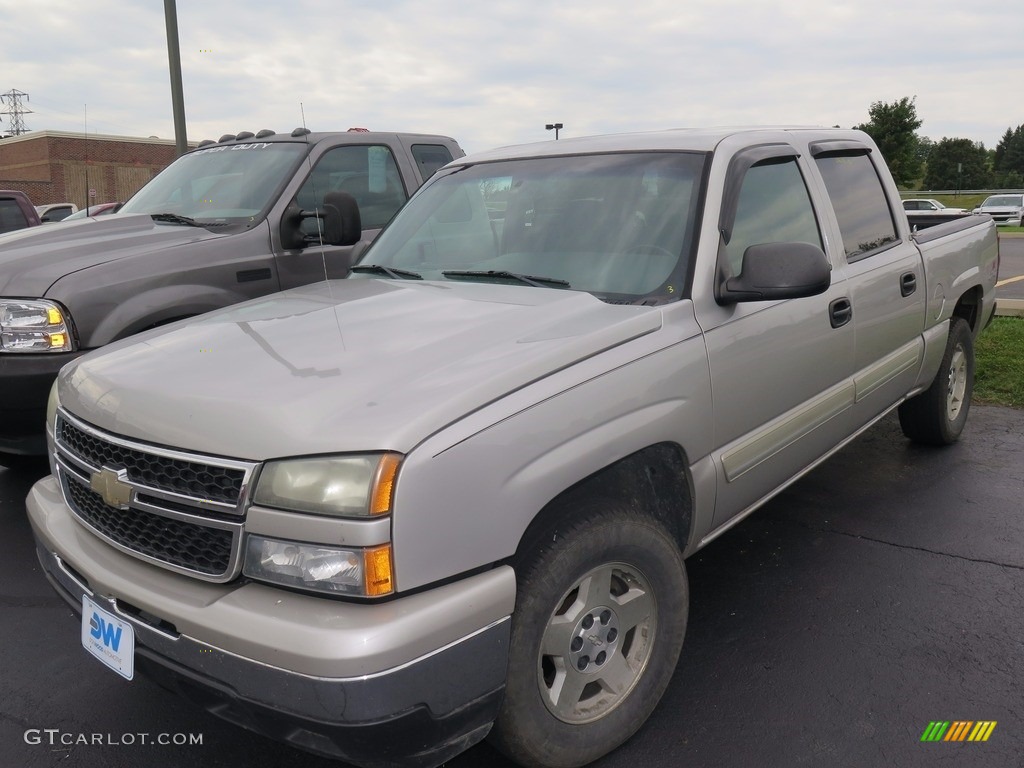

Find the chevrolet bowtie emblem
[[89, 467, 132, 509]]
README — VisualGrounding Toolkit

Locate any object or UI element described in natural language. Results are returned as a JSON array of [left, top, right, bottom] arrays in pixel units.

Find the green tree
[[915, 135, 934, 168], [993, 125, 1024, 184], [992, 127, 1014, 171], [922, 138, 990, 190], [855, 97, 923, 186]]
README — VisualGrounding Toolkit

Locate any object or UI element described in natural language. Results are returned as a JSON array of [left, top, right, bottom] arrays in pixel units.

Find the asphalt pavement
[[2, 404, 1022, 768]]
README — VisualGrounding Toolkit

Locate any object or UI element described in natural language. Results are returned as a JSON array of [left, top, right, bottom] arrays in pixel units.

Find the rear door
[[809, 142, 927, 428], [407, 141, 459, 181]]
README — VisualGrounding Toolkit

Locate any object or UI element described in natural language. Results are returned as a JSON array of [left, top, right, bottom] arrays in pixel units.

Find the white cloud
[[1, 0, 1021, 152]]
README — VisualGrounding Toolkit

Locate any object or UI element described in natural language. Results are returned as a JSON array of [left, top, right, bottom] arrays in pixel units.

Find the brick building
[[0, 130, 196, 208]]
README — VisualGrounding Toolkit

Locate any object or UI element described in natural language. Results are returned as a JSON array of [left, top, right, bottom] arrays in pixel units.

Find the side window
[[295, 145, 407, 232], [41, 206, 74, 222], [724, 157, 822, 276], [411, 144, 454, 180], [814, 151, 897, 261], [0, 199, 30, 233]]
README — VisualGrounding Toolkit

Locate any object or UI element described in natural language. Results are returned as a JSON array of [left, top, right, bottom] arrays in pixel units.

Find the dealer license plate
[[81, 595, 134, 680]]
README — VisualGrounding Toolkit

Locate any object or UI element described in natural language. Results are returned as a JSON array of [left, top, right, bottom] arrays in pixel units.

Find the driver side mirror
[[280, 191, 362, 250], [717, 242, 831, 304]]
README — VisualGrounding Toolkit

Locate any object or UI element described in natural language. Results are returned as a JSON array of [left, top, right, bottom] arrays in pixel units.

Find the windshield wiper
[[442, 270, 570, 288], [350, 264, 423, 280], [149, 212, 201, 227]]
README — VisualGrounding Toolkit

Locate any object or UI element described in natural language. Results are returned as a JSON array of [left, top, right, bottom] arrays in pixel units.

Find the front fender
[[85, 284, 255, 347], [390, 326, 713, 592]]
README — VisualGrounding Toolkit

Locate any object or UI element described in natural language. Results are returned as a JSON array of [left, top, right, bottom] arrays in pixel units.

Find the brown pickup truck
[[0, 128, 463, 458]]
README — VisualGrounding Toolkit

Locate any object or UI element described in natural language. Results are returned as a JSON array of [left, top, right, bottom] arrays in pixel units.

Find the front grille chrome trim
[[55, 409, 257, 514], [53, 409, 257, 583]]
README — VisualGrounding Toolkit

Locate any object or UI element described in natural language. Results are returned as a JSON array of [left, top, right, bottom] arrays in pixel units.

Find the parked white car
[[902, 198, 966, 214], [34, 203, 78, 223], [972, 193, 1024, 226]]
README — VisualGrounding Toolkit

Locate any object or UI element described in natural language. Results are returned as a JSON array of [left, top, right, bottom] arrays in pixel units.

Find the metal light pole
[[164, 0, 188, 156], [545, 122, 563, 140]]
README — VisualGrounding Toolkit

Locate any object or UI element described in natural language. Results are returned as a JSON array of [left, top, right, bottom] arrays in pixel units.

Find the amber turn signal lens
[[363, 544, 394, 596], [370, 453, 401, 515]]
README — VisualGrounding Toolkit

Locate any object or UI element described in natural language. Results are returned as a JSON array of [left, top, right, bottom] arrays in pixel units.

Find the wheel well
[[514, 443, 693, 562], [116, 315, 193, 341], [951, 286, 982, 334]]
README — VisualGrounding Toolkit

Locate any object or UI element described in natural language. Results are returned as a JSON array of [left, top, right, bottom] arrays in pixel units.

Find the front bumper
[[28, 475, 515, 768], [0, 351, 85, 454]]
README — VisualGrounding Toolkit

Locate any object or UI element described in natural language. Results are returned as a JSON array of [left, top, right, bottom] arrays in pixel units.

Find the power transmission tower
[[0, 89, 33, 135]]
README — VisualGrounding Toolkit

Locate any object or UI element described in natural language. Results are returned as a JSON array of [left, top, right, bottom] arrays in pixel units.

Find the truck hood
[[58, 280, 662, 459], [0, 214, 226, 296]]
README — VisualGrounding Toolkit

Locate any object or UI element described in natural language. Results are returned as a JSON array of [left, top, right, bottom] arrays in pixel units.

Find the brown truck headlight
[[0, 299, 75, 353]]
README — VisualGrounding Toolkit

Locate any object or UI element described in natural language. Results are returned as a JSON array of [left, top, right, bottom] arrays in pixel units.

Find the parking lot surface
[[1, 406, 1022, 767]]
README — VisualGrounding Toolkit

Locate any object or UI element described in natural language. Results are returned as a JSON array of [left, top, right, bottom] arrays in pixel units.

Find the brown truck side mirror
[[280, 191, 362, 250]]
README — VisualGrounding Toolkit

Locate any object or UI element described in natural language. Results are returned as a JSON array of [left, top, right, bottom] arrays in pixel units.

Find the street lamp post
[[164, 0, 188, 157], [545, 122, 563, 140]]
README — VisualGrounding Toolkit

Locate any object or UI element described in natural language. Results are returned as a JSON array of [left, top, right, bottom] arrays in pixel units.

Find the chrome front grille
[[64, 477, 235, 575], [54, 410, 258, 582], [58, 418, 245, 505]]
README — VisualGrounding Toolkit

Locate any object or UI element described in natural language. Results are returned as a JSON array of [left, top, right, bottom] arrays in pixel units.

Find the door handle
[[900, 271, 917, 297], [829, 297, 852, 329], [237, 268, 272, 283]]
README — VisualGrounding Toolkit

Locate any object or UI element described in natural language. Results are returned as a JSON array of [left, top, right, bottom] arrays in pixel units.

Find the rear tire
[[489, 500, 688, 768], [898, 317, 974, 445]]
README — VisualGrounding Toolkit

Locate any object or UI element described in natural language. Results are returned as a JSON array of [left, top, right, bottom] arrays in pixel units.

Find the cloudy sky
[[2, 1, 1020, 154]]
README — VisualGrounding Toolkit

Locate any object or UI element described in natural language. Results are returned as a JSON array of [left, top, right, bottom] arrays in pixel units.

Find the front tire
[[898, 317, 975, 445], [489, 501, 688, 768]]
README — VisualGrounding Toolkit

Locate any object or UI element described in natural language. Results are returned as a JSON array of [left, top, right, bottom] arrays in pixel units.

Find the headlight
[[0, 299, 75, 352], [243, 536, 394, 597], [253, 453, 401, 517], [249, 454, 401, 596]]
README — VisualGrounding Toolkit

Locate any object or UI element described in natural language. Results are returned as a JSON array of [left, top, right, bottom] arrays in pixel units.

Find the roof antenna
[[299, 104, 345, 348], [299, 105, 331, 288], [298, 103, 331, 286]]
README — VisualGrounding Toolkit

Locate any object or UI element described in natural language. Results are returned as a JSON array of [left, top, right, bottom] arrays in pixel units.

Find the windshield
[[119, 142, 307, 226], [357, 152, 706, 301], [981, 195, 1024, 207]]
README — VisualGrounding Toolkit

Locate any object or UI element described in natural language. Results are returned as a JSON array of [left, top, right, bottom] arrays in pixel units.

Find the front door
[[276, 143, 411, 289], [694, 146, 855, 529]]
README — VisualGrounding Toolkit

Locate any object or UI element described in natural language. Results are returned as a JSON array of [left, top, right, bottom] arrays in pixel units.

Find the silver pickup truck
[[27, 127, 998, 768]]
